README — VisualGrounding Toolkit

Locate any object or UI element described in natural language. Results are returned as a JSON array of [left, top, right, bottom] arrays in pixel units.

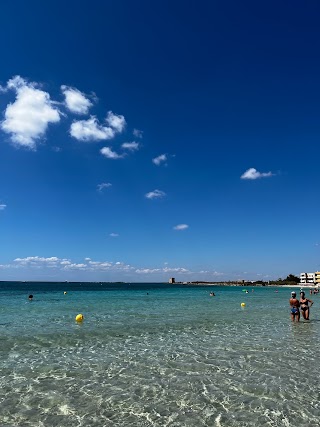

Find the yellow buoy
[[64, 291, 67, 295], [241, 302, 246, 307], [75, 314, 84, 322]]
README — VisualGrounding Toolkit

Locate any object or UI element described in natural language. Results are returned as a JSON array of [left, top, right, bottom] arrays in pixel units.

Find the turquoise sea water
[[1, 282, 320, 426]]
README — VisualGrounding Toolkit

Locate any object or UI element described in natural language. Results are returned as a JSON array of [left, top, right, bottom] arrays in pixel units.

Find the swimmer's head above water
[[291, 292, 296, 297]]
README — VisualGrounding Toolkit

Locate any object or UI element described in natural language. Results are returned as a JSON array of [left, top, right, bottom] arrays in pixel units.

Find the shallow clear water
[[1, 283, 319, 426]]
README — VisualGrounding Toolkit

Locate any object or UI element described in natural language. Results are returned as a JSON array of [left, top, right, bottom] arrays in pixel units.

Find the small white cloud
[[100, 147, 124, 159], [110, 233, 119, 237], [1, 75, 60, 149], [63, 263, 87, 270], [61, 85, 93, 114], [135, 268, 161, 274], [70, 117, 114, 141], [0, 204, 7, 210], [106, 111, 126, 133], [152, 154, 167, 166], [241, 168, 273, 180], [173, 224, 189, 231], [135, 266, 190, 274], [97, 182, 112, 191], [145, 189, 166, 199], [133, 128, 143, 138], [121, 141, 140, 151]]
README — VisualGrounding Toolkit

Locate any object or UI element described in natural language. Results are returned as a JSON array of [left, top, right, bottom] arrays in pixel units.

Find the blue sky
[[0, 0, 320, 282]]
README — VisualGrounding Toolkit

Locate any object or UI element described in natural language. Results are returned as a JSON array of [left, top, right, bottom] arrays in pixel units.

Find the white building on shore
[[300, 272, 315, 285]]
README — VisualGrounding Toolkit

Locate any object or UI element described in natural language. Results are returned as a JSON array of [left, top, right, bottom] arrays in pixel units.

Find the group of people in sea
[[289, 291, 314, 322]]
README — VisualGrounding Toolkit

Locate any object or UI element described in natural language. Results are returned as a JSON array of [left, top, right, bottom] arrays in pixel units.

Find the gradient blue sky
[[1, 0, 320, 282]]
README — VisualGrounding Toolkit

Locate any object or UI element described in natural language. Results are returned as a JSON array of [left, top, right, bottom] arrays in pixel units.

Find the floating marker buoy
[[64, 291, 67, 295], [75, 314, 84, 322], [241, 302, 246, 307]]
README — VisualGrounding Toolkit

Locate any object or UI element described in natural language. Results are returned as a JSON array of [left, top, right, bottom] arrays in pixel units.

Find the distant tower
[[169, 277, 175, 284]]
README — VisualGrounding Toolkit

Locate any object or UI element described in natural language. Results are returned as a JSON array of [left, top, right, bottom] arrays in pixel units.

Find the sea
[[0, 282, 319, 427]]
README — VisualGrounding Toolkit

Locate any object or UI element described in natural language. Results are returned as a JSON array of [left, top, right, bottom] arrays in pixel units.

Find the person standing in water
[[299, 291, 313, 321], [289, 291, 300, 322]]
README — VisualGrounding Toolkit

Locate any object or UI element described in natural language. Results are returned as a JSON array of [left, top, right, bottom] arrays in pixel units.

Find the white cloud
[[0, 204, 7, 210], [61, 85, 93, 114], [0, 264, 12, 269], [241, 168, 273, 180], [145, 189, 166, 199], [152, 154, 167, 166], [70, 116, 115, 141], [110, 233, 119, 237], [136, 266, 190, 274], [86, 260, 133, 271], [97, 182, 112, 191], [133, 128, 143, 138], [100, 147, 124, 159], [173, 224, 189, 231], [63, 263, 87, 270], [106, 111, 126, 133], [135, 268, 161, 274], [1, 254, 226, 281], [14, 256, 60, 266], [1, 75, 60, 149], [121, 141, 140, 151]]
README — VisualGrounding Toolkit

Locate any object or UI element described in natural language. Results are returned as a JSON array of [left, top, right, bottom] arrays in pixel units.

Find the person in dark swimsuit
[[299, 291, 313, 320], [289, 291, 300, 322]]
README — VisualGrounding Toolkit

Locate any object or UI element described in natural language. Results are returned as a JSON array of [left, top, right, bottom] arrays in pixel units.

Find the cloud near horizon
[[241, 168, 274, 180], [0, 255, 227, 280], [0, 204, 7, 210], [1, 76, 60, 149], [135, 267, 190, 274]]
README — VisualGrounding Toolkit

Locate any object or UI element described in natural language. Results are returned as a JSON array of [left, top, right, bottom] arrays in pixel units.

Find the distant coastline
[[0, 280, 315, 288], [170, 281, 315, 288]]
